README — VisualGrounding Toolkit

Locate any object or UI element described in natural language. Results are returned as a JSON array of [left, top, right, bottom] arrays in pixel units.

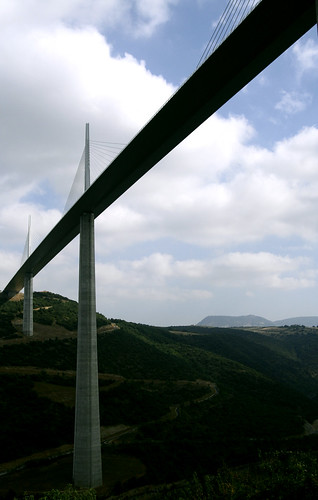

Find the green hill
[[169, 324, 318, 399], [0, 290, 110, 339]]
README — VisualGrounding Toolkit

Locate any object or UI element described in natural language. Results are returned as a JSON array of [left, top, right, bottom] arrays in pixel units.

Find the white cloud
[[94, 251, 314, 299], [293, 38, 318, 75], [271, 126, 318, 180], [0, 19, 175, 225], [47, 249, 310, 323], [275, 90, 312, 115], [0, 0, 178, 38], [0, 201, 61, 284], [131, 0, 179, 37], [93, 123, 318, 256], [209, 252, 315, 289], [31, 245, 317, 324], [0, 251, 21, 288]]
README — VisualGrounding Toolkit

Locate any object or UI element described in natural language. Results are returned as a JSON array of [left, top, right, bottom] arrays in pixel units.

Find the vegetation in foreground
[[11, 451, 318, 499], [164, 450, 318, 499], [18, 485, 96, 500]]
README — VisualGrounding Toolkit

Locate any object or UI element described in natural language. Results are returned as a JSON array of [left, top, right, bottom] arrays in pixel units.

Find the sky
[[1, 0, 318, 326]]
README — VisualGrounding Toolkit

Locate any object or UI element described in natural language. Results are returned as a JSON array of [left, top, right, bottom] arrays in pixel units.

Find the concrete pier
[[73, 211, 102, 487], [23, 272, 33, 336], [22, 216, 33, 337]]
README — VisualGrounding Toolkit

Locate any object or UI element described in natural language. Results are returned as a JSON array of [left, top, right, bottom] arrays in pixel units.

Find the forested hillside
[[0, 291, 110, 339], [170, 324, 318, 399], [1, 293, 318, 498]]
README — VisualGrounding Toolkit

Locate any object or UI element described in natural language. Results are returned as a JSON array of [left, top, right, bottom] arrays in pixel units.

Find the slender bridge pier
[[22, 216, 33, 336], [1, 0, 317, 489], [73, 124, 102, 487]]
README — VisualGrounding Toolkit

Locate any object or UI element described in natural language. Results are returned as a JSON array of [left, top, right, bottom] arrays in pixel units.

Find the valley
[[1, 292, 318, 497]]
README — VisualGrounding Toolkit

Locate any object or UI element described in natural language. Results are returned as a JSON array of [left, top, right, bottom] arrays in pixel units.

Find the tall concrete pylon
[[73, 124, 103, 488], [23, 216, 33, 336]]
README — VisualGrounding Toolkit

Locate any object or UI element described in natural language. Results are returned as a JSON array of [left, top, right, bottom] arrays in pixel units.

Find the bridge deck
[[1, 0, 316, 299]]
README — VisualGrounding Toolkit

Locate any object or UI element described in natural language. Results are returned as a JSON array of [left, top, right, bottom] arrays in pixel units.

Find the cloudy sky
[[1, 0, 318, 326]]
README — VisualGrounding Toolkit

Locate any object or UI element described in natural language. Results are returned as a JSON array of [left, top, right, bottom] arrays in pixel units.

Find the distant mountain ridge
[[197, 314, 318, 328]]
